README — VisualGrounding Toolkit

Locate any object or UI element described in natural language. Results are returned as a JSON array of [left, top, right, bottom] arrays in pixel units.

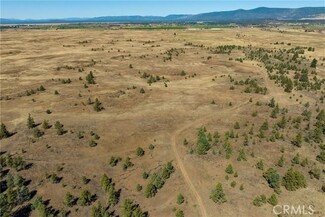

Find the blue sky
[[1, 1, 324, 19]]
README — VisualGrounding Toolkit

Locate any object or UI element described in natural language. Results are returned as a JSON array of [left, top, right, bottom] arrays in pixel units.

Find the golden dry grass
[[1, 27, 324, 217]]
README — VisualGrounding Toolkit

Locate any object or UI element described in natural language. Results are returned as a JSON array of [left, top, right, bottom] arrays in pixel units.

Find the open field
[[1, 27, 325, 217]]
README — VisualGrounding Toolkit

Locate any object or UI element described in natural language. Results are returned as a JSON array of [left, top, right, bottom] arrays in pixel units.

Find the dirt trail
[[171, 102, 247, 217], [260, 69, 293, 105]]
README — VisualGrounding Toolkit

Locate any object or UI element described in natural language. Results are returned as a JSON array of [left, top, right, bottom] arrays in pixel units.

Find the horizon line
[[2, 6, 324, 20]]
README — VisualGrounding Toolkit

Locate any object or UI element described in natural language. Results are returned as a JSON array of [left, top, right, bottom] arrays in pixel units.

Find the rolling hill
[[1, 7, 324, 24]]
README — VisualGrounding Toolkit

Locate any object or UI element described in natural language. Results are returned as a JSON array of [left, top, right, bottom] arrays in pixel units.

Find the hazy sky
[[1, 1, 324, 19]]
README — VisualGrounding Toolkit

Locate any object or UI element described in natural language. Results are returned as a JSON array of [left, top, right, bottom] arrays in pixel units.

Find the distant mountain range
[[1, 7, 324, 24]]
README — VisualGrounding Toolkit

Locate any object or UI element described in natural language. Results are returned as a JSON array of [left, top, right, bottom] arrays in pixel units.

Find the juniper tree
[[136, 147, 145, 157], [0, 123, 10, 139], [310, 58, 317, 68], [282, 168, 306, 191], [291, 132, 302, 147], [136, 184, 142, 192], [82, 176, 89, 184], [209, 183, 227, 204], [309, 168, 321, 180], [89, 140, 97, 147], [237, 149, 247, 161], [277, 155, 285, 167], [234, 122, 240, 129], [42, 120, 50, 129], [150, 173, 165, 190], [121, 199, 146, 217], [148, 144, 155, 150], [107, 186, 119, 206], [268, 98, 275, 108], [142, 171, 149, 179], [162, 162, 175, 179], [197, 127, 210, 155], [291, 153, 300, 164], [109, 156, 121, 167], [39, 85, 46, 91], [63, 192, 75, 207], [256, 160, 264, 170], [17, 185, 30, 203], [54, 121, 65, 135], [27, 113, 35, 128], [284, 79, 293, 92], [33, 128, 44, 138], [86, 71, 96, 84], [78, 190, 93, 206], [122, 157, 134, 170], [230, 181, 236, 188], [144, 182, 157, 198], [252, 194, 267, 207], [243, 134, 249, 146], [225, 164, 234, 174], [267, 194, 278, 206], [175, 209, 184, 217], [93, 98, 103, 112], [316, 151, 325, 164], [101, 174, 112, 192], [263, 168, 281, 190], [91, 202, 111, 217], [176, 193, 184, 205]]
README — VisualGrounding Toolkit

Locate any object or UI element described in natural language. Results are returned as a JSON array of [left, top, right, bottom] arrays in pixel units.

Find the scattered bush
[[122, 157, 134, 170], [234, 122, 240, 129], [148, 144, 155, 150], [142, 172, 149, 179], [267, 194, 278, 206], [176, 193, 184, 205], [252, 194, 266, 207], [136, 147, 145, 157], [256, 160, 264, 170], [109, 156, 121, 167], [89, 140, 97, 147], [309, 168, 321, 180], [82, 176, 90, 184], [175, 209, 184, 217], [136, 184, 142, 192], [225, 164, 234, 174]]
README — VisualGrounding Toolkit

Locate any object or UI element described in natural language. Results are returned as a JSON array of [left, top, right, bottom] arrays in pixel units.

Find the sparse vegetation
[[1, 25, 324, 217]]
